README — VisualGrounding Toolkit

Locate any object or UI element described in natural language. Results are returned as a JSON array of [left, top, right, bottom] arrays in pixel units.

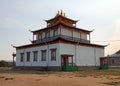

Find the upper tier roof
[[32, 11, 92, 34], [32, 22, 92, 34], [45, 11, 78, 24]]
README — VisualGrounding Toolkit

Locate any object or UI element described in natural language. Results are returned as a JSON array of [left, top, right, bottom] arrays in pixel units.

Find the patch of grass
[[114, 77, 120, 79], [4, 77, 14, 80], [35, 79, 42, 81], [0, 76, 5, 78], [76, 69, 120, 76], [58, 75, 62, 77], [93, 76, 100, 78], [69, 76, 72, 78], [103, 81, 120, 86], [0, 67, 12, 71], [75, 74, 87, 77]]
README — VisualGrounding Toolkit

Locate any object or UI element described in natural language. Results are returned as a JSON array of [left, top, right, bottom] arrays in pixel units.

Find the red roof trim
[[32, 22, 91, 34], [16, 37, 105, 50], [45, 15, 77, 23]]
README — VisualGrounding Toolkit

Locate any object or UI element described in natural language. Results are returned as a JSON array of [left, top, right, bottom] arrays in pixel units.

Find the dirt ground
[[0, 70, 120, 86]]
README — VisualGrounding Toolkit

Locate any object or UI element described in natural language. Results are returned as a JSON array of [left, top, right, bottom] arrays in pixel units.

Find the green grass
[[0, 76, 5, 78], [76, 69, 120, 76], [0, 67, 120, 77], [4, 77, 14, 80], [103, 81, 120, 86], [0, 67, 12, 71]]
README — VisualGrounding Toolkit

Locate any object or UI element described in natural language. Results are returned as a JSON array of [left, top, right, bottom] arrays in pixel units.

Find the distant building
[[108, 50, 120, 67], [15, 11, 105, 71], [100, 50, 120, 68]]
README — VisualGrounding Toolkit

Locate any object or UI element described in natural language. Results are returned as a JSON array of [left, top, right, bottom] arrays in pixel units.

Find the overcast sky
[[0, 0, 120, 61]]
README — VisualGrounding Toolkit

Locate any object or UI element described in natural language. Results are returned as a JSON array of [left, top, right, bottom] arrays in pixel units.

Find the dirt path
[[0, 72, 120, 86]]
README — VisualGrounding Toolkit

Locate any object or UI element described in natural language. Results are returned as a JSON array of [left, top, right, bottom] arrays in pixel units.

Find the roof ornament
[[64, 13, 66, 17], [58, 10, 60, 15], [60, 10, 63, 15], [56, 10, 60, 17], [56, 10, 67, 17]]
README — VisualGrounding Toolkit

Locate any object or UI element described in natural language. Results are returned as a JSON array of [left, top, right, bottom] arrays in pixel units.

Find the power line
[[93, 40, 120, 42]]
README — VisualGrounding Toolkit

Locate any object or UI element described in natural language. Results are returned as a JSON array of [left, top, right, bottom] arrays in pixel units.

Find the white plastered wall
[[59, 43, 104, 66], [16, 44, 60, 67], [16, 43, 104, 67], [73, 30, 79, 38], [81, 33, 87, 40], [61, 27, 72, 36]]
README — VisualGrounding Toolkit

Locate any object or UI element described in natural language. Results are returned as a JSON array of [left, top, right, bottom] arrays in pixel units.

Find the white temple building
[[15, 11, 105, 71]]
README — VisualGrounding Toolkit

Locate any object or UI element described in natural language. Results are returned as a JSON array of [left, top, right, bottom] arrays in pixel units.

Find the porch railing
[[33, 35, 89, 43]]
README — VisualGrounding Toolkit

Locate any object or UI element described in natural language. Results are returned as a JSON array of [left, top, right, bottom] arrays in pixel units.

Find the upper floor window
[[51, 49, 56, 61], [20, 53, 24, 62], [41, 50, 46, 61], [26, 52, 30, 62], [53, 29, 58, 36], [33, 51, 38, 61], [45, 32, 47, 38], [112, 59, 115, 64], [38, 33, 41, 40], [44, 31, 50, 38]]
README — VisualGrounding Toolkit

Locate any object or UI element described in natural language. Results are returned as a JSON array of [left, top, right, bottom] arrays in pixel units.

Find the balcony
[[33, 35, 90, 44]]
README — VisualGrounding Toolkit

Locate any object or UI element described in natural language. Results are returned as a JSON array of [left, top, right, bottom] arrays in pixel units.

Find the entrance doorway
[[61, 55, 73, 66], [61, 54, 77, 71]]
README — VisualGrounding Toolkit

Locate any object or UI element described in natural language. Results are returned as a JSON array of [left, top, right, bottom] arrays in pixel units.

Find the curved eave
[[16, 36, 105, 50], [31, 22, 91, 34], [58, 37, 105, 48], [45, 15, 78, 23]]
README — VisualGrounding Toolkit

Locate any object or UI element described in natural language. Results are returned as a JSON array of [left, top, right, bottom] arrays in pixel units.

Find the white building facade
[[15, 11, 105, 71]]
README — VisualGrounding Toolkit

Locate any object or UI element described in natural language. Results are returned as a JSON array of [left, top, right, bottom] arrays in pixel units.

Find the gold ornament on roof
[[56, 10, 66, 17]]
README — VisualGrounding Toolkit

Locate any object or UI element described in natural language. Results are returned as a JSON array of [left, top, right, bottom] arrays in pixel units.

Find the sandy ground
[[0, 72, 120, 86]]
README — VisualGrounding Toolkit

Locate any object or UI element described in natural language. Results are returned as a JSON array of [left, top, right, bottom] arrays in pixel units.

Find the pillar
[[12, 52, 16, 66]]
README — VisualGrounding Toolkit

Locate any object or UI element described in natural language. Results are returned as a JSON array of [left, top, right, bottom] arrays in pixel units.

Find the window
[[41, 50, 46, 61], [26, 52, 30, 62], [53, 29, 58, 36], [38, 34, 41, 40], [45, 31, 50, 39], [112, 59, 115, 64], [33, 51, 38, 61], [51, 49, 56, 61], [20, 53, 24, 62], [45, 32, 47, 38]]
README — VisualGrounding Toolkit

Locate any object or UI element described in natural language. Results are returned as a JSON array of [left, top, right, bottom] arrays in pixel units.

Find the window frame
[[26, 52, 30, 62], [33, 51, 38, 62], [20, 53, 24, 62], [51, 48, 57, 61], [41, 50, 47, 61], [53, 29, 58, 36], [112, 59, 115, 64]]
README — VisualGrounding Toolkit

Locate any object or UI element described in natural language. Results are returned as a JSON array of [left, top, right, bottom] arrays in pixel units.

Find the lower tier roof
[[16, 37, 105, 50]]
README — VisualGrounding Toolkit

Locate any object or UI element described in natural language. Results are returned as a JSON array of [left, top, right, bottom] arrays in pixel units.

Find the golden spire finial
[[64, 13, 66, 17], [56, 10, 60, 17], [58, 11, 60, 15], [61, 10, 63, 15]]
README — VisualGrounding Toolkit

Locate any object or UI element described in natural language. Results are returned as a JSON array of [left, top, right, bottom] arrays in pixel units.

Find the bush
[[0, 60, 12, 67]]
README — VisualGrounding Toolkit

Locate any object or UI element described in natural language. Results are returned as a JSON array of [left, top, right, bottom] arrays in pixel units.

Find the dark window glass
[[51, 49, 56, 61], [26, 52, 30, 62], [41, 50, 46, 61], [33, 51, 38, 61], [20, 53, 24, 62]]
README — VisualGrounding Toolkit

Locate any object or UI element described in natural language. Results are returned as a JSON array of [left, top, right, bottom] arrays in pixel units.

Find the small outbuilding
[[100, 50, 120, 68], [108, 50, 120, 67]]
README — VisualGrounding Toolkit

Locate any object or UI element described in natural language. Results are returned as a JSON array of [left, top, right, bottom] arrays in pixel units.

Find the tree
[[0, 60, 12, 67]]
